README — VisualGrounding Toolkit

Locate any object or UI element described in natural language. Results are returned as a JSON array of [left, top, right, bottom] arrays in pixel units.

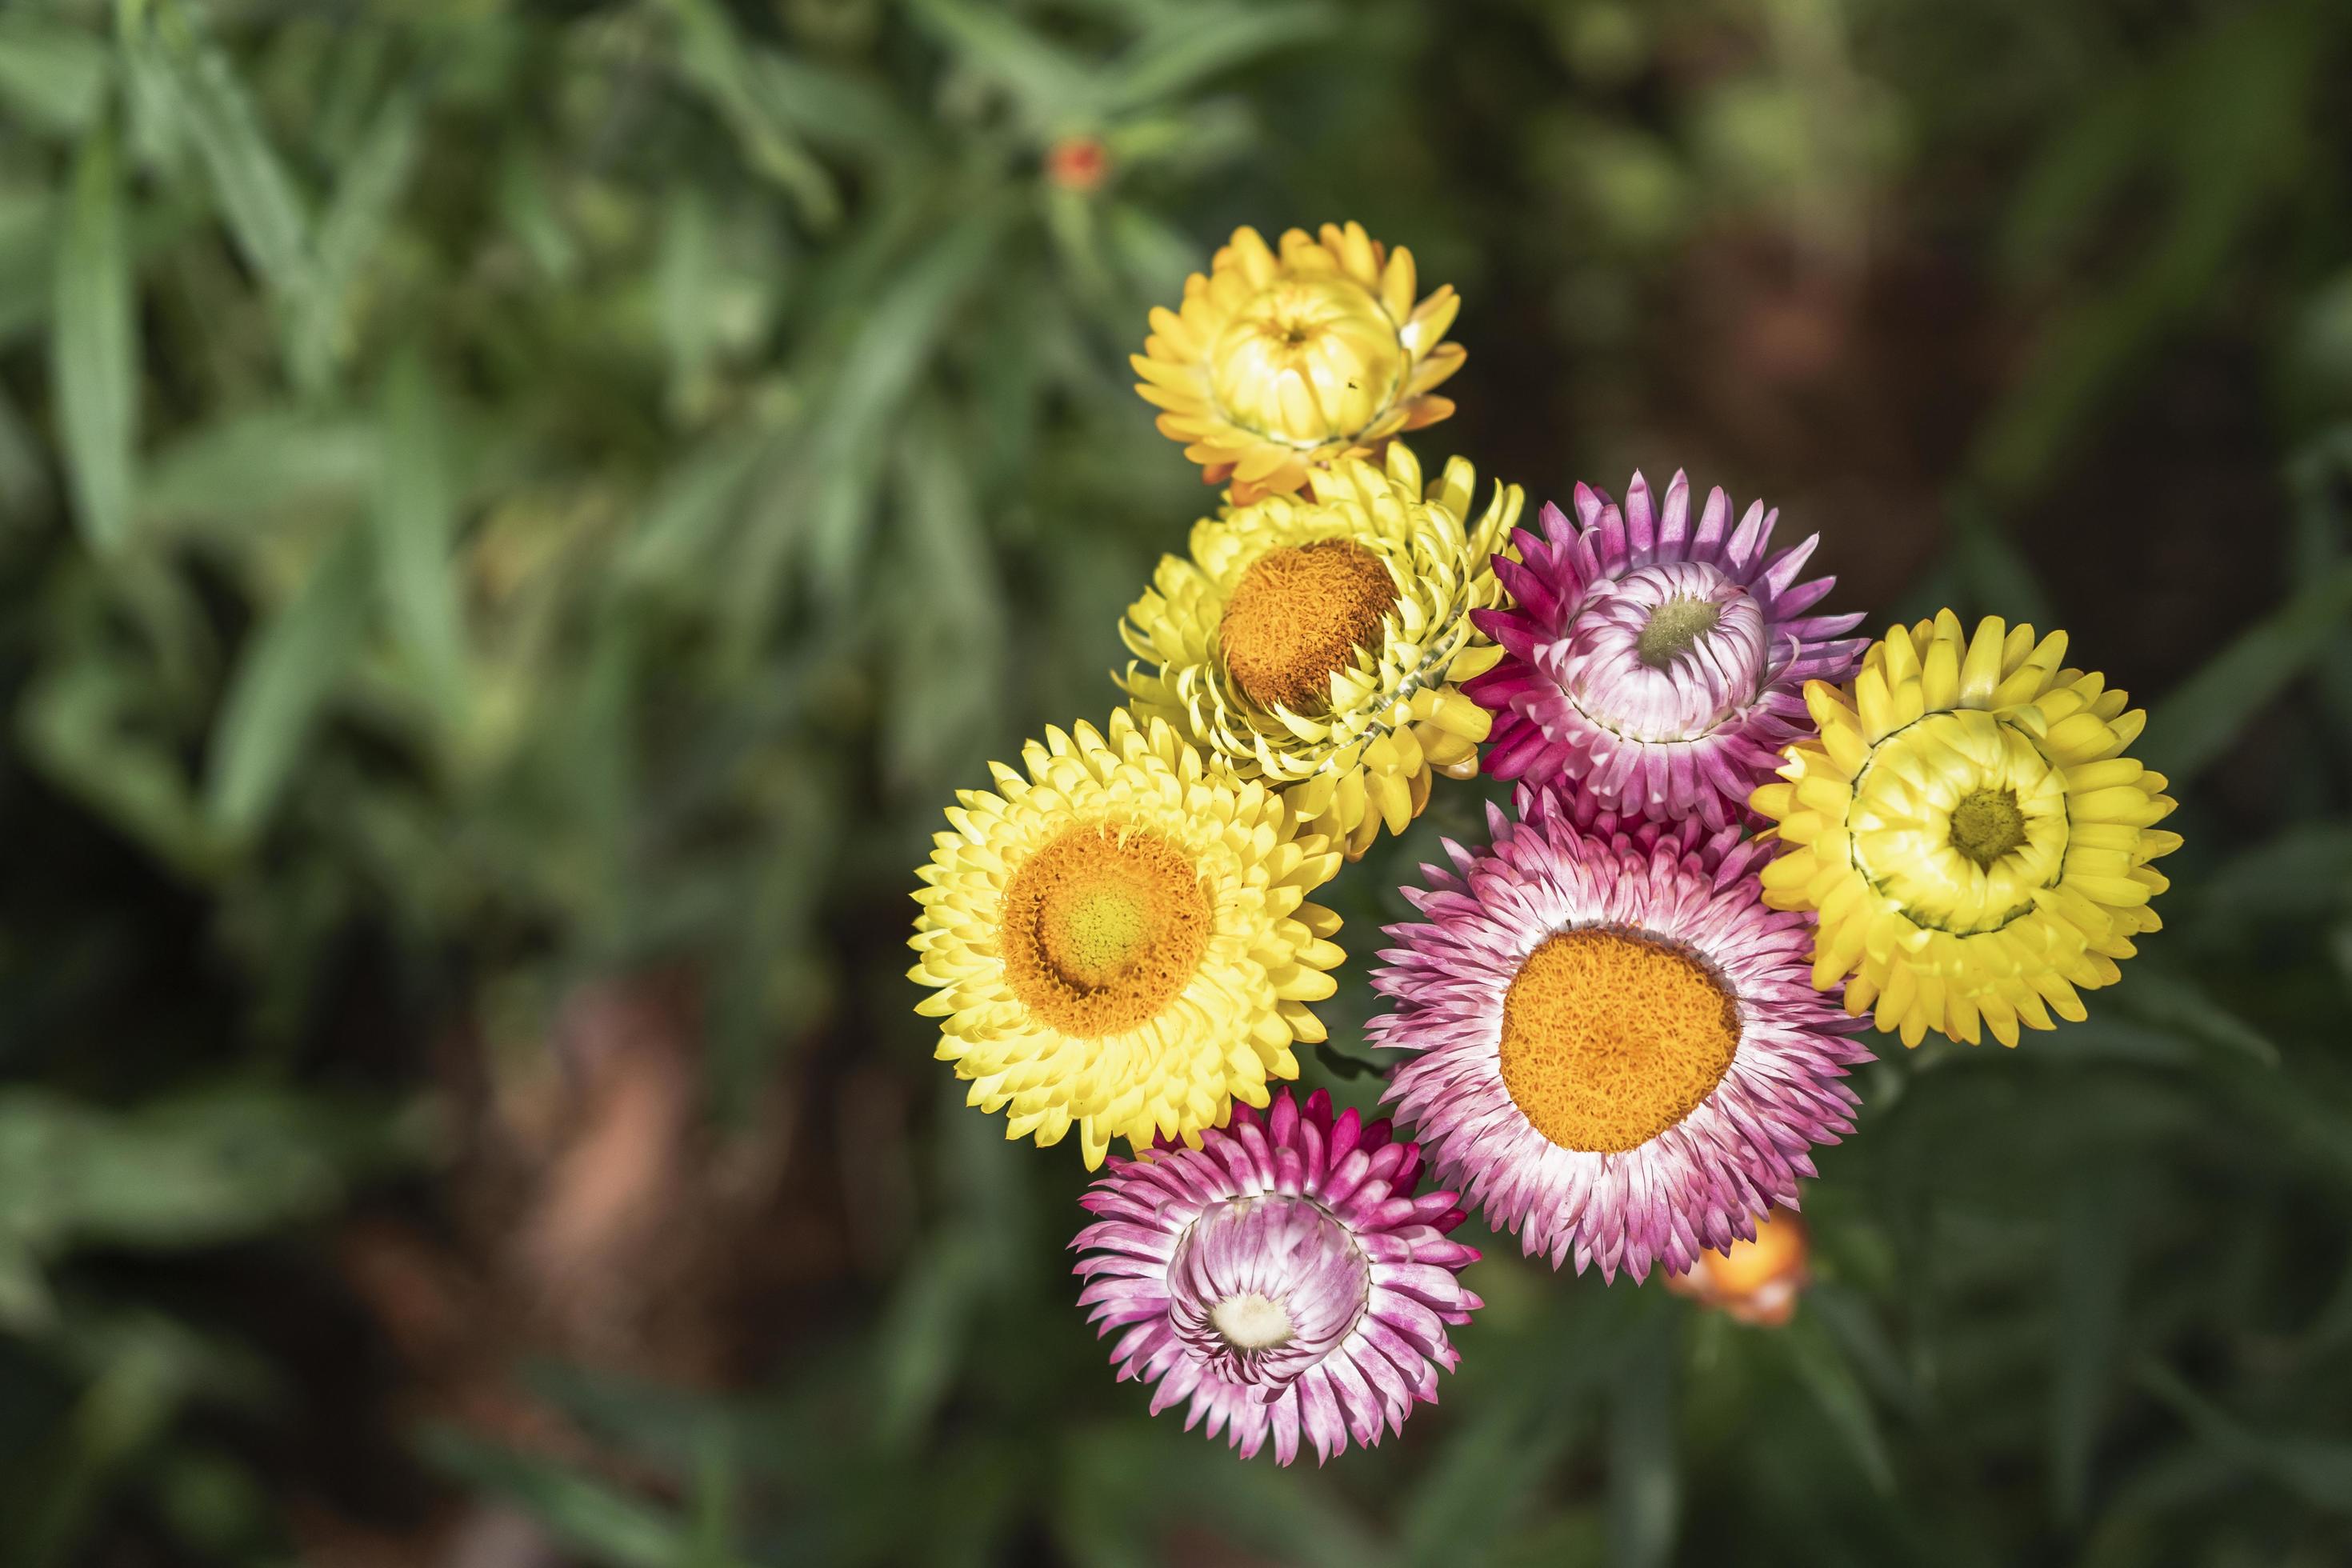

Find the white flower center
[[1165, 1195, 1370, 1388], [1209, 1291, 1297, 1351], [1555, 561, 1770, 742]]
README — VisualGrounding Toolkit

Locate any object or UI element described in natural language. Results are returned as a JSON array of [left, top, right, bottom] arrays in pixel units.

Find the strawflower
[[1073, 1089, 1481, 1464], [1752, 610, 2179, 1047], [910, 711, 1344, 1168]]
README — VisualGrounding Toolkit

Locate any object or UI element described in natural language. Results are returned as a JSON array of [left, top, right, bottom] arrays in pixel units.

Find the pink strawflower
[[1072, 1088, 1482, 1465], [1468, 470, 1866, 829], [1369, 786, 1871, 1282]]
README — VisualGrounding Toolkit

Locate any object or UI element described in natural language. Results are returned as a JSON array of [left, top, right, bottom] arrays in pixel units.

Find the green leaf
[[1101, 2, 1334, 117], [204, 526, 372, 839], [372, 350, 470, 725], [1399, 1381, 1582, 1568], [805, 207, 1010, 596], [2107, 969, 2280, 1068], [422, 1429, 706, 1568], [0, 1087, 409, 1255], [658, 186, 720, 397], [2139, 559, 2352, 785], [0, 187, 58, 346], [294, 86, 424, 392], [497, 138, 581, 283], [872, 1233, 986, 1448], [2051, 1170, 2134, 1522], [620, 422, 774, 592], [139, 406, 378, 532], [130, 0, 313, 300], [909, 0, 1095, 131], [662, 0, 839, 226], [1947, 494, 2058, 634], [1607, 1310, 1679, 1568], [15, 652, 219, 874], [52, 120, 138, 555], [2138, 1362, 2352, 1514], [0, 16, 112, 136], [1784, 1308, 1897, 1497]]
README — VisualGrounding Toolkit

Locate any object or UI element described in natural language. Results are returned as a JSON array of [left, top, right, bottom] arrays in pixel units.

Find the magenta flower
[[1369, 786, 1871, 1282], [1468, 470, 1867, 830], [1072, 1088, 1482, 1465]]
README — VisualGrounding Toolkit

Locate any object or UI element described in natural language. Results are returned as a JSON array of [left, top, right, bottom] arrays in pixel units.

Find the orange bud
[[1045, 136, 1109, 194], [1665, 1209, 1810, 1326]]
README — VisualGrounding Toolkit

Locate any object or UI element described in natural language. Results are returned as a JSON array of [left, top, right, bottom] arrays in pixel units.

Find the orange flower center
[[1000, 823, 1210, 1038], [1498, 928, 1741, 1154], [1217, 540, 1398, 712]]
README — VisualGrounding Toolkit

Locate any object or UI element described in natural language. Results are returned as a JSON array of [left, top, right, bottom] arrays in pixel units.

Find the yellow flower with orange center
[[1131, 222, 1465, 502], [1753, 610, 2181, 1048], [1119, 442, 1521, 859], [909, 710, 1345, 1168]]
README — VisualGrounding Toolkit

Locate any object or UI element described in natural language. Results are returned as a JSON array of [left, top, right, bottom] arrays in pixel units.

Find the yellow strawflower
[[1131, 222, 1464, 502], [1119, 442, 1521, 860], [1752, 610, 2181, 1048], [909, 710, 1344, 1168]]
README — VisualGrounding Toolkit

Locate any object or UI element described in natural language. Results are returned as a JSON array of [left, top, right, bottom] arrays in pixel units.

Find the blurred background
[[1, 0, 2350, 1562]]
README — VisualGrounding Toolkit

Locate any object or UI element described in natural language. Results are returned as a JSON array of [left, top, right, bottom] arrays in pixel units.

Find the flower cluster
[[907, 219, 2179, 1461]]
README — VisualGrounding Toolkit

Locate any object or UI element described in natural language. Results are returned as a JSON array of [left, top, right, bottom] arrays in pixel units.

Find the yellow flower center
[[1498, 928, 1741, 1155], [1634, 597, 1724, 670], [1206, 274, 1408, 447], [1848, 710, 2071, 934], [999, 822, 1210, 1038], [1217, 539, 1398, 712]]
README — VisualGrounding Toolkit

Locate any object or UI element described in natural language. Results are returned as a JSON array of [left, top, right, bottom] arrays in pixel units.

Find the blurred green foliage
[[1, 0, 2350, 1563]]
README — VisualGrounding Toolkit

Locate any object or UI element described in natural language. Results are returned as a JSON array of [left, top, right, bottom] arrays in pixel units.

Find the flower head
[[1370, 786, 1871, 1282], [1073, 1088, 1482, 1465], [1751, 610, 2181, 1048], [1469, 471, 1867, 830], [1663, 1207, 1810, 1326], [1133, 222, 1464, 502], [910, 711, 1345, 1168], [1121, 442, 1521, 859]]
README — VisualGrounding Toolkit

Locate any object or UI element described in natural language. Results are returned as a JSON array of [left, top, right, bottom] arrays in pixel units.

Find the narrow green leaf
[[2140, 559, 2352, 784], [2109, 969, 2280, 1068], [663, 0, 839, 226], [2138, 1362, 2352, 1514], [204, 526, 372, 838], [1784, 1308, 1897, 1496], [139, 406, 378, 531], [132, 1, 313, 298], [658, 186, 719, 395], [619, 422, 773, 590], [2051, 1170, 2133, 1522], [1606, 1312, 1679, 1568], [908, 0, 1095, 130], [0, 188, 57, 346], [294, 86, 424, 391], [1947, 494, 2058, 633], [0, 17, 113, 136], [53, 121, 138, 555], [372, 350, 470, 723], [16, 655, 218, 874], [1400, 1380, 1583, 1567], [497, 139, 581, 282], [422, 1430, 698, 1568], [872, 1233, 984, 1447], [806, 208, 1010, 595], [1101, 3, 1334, 116]]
